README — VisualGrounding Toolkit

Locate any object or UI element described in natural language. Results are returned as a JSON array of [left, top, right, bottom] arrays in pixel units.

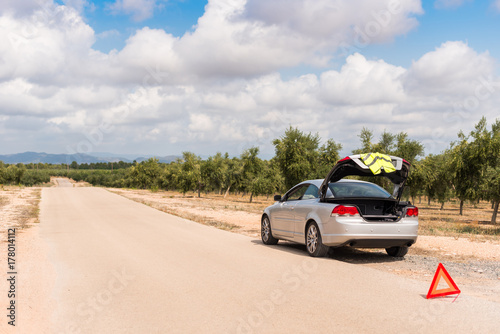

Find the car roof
[[300, 178, 371, 187]]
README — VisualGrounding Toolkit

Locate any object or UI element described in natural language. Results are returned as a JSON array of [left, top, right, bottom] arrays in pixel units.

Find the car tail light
[[406, 207, 419, 217], [332, 205, 359, 216]]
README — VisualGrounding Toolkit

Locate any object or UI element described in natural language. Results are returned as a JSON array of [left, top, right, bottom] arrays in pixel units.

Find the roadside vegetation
[[1, 117, 499, 227]]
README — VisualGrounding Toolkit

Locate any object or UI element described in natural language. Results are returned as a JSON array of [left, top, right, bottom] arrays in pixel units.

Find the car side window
[[302, 184, 319, 200], [286, 185, 309, 201]]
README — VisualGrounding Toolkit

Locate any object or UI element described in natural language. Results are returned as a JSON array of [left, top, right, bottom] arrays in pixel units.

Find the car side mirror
[[274, 194, 282, 202]]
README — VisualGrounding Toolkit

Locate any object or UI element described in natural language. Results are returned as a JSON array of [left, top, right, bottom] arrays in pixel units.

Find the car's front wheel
[[306, 222, 329, 257], [385, 246, 409, 257], [261, 216, 279, 245]]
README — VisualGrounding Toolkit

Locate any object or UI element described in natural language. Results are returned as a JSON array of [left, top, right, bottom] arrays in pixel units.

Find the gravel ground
[[324, 246, 500, 302]]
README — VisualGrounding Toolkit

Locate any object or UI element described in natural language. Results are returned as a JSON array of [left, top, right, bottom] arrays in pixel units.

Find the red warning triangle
[[426, 263, 461, 299]]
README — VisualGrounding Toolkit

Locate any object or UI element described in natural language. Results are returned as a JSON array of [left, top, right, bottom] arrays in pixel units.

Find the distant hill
[[0, 152, 180, 164]]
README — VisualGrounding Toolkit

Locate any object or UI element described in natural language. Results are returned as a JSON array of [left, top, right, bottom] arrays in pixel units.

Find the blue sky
[[84, 0, 208, 52], [1, 0, 500, 159]]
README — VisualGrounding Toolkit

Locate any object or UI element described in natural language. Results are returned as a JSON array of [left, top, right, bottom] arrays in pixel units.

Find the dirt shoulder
[[0, 185, 42, 240], [0, 185, 55, 333]]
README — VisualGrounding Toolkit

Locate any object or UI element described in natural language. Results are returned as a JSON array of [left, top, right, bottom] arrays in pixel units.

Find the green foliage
[[178, 152, 202, 195], [20, 170, 51, 186], [413, 154, 453, 205], [448, 117, 500, 220], [222, 156, 244, 197], [273, 126, 321, 189], [201, 152, 227, 194], [315, 139, 343, 177], [125, 158, 162, 190], [353, 128, 424, 163], [450, 118, 490, 202], [0, 164, 26, 185], [240, 147, 264, 202]]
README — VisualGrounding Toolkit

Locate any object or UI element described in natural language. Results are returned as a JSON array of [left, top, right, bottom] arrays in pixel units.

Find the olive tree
[[273, 127, 321, 189]]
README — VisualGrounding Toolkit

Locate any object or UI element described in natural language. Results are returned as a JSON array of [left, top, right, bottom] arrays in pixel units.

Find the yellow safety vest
[[361, 153, 396, 175]]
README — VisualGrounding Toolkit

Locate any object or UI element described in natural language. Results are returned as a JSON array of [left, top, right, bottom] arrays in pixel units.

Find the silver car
[[261, 154, 418, 257]]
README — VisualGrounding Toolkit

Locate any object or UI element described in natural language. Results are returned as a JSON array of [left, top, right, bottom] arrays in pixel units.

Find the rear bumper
[[321, 217, 418, 248]]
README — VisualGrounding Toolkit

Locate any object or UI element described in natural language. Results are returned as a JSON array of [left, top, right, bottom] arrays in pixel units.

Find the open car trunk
[[319, 153, 411, 220], [324, 197, 410, 221]]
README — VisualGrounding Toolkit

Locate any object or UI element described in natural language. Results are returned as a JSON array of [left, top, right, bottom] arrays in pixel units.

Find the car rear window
[[328, 182, 392, 199]]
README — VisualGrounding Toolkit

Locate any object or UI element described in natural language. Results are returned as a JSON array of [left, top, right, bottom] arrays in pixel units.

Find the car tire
[[306, 222, 329, 257], [261, 216, 279, 245], [385, 246, 409, 257]]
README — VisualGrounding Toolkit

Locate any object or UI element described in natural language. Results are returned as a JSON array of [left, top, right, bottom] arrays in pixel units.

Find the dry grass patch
[[417, 198, 500, 239], [16, 191, 41, 228], [127, 196, 241, 231]]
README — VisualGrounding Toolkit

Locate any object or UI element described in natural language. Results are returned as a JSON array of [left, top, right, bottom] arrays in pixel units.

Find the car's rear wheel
[[306, 222, 329, 257], [385, 246, 408, 257], [261, 216, 279, 245]]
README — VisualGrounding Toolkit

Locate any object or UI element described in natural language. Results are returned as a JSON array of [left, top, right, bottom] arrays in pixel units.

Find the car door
[[271, 184, 309, 238], [292, 184, 320, 241]]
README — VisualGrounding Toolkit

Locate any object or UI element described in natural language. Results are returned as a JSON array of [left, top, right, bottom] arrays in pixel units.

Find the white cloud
[[404, 41, 495, 96], [0, 0, 53, 17], [244, 0, 423, 43], [319, 53, 406, 105], [107, 0, 158, 22], [0, 6, 96, 85], [189, 113, 215, 132]]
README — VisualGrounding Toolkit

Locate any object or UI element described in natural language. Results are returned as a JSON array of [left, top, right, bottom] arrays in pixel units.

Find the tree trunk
[[197, 183, 201, 198], [492, 201, 495, 209], [224, 184, 231, 198], [418, 196, 421, 204], [428, 197, 431, 206], [249, 192, 254, 203], [459, 199, 464, 216], [492, 200, 499, 224], [440, 202, 444, 210]]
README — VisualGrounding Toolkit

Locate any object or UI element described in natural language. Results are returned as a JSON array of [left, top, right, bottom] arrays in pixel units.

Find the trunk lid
[[319, 153, 410, 203]]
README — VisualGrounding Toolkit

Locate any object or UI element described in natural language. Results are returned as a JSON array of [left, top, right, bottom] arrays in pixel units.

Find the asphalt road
[[36, 183, 500, 333]]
